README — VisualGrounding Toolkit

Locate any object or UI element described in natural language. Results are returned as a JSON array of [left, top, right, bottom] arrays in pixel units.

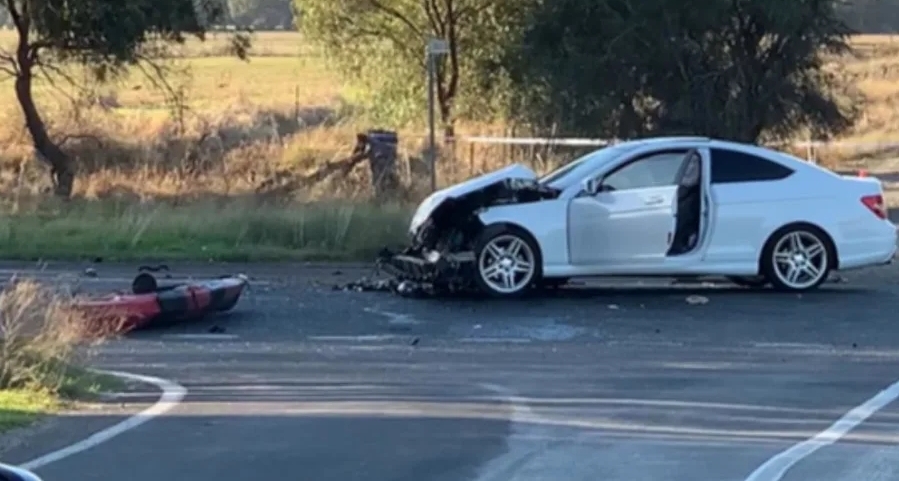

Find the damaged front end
[[377, 164, 558, 292]]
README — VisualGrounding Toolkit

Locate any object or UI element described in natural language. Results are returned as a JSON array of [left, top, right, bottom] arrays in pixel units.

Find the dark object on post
[[255, 130, 401, 199], [365, 129, 400, 200]]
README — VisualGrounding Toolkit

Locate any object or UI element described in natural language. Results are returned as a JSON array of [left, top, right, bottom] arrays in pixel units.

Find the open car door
[[568, 151, 687, 267], [667, 149, 704, 256]]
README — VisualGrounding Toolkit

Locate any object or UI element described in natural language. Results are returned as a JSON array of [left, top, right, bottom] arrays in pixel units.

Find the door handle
[[644, 196, 665, 205]]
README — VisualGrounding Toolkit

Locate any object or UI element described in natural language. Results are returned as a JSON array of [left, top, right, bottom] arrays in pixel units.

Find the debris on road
[[829, 273, 848, 283], [72, 270, 249, 336], [685, 295, 709, 305]]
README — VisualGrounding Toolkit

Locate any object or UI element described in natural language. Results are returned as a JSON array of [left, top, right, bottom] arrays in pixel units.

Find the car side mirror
[[582, 178, 600, 195]]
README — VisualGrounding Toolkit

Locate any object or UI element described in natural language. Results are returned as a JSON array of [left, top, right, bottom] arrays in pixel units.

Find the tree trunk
[[14, 56, 74, 197]]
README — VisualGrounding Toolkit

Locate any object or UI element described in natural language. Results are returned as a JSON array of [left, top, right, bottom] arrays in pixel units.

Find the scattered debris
[[685, 295, 709, 305], [333, 277, 397, 292], [829, 274, 848, 283], [139, 264, 170, 273]]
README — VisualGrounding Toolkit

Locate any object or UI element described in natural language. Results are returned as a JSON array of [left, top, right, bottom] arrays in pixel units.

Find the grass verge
[[0, 199, 413, 261], [0, 279, 124, 434], [0, 369, 125, 433]]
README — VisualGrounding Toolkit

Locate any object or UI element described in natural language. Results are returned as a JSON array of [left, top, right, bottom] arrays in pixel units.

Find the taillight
[[861, 194, 887, 220]]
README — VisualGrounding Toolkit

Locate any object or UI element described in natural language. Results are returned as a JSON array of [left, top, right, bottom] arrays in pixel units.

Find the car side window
[[710, 148, 794, 184], [601, 151, 687, 191]]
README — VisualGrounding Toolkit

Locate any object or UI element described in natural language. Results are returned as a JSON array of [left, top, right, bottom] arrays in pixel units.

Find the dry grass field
[[0, 31, 898, 260]]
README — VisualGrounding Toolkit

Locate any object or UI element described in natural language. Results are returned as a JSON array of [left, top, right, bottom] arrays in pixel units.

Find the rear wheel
[[473, 225, 541, 298], [727, 276, 769, 288], [761, 225, 832, 292]]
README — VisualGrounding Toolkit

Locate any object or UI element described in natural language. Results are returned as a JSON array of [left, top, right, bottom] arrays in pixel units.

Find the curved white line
[[20, 369, 186, 471], [745, 379, 899, 481]]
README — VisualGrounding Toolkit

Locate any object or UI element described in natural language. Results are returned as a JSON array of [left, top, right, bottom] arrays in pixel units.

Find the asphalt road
[[2, 259, 899, 481]]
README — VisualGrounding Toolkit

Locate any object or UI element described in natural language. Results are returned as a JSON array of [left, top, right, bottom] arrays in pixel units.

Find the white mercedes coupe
[[387, 136, 897, 297]]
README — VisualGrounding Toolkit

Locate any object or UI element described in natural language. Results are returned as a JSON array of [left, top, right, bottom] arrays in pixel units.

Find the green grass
[[0, 368, 125, 434], [0, 389, 58, 432], [0, 200, 413, 261]]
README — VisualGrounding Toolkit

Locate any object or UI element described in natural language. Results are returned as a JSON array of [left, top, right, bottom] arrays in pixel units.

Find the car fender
[[476, 199, 570, 267]]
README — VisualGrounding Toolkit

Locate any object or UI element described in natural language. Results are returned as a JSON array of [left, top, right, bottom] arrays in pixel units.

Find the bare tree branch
[[422, 0, 445, 37], [366, 0, 423, 37], [133, 53, 182, 104], [0, 49, 16, 77], [33, 58, 90, 105], [5, 0, 24, 35], [333, 11, 423, 67]]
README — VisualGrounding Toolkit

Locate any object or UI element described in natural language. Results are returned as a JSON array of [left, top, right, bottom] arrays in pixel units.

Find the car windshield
[[538, 143, 639, 189]]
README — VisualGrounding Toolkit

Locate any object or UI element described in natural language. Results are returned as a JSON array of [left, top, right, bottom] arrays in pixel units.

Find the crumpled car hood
[[409, 164, 539, 235]]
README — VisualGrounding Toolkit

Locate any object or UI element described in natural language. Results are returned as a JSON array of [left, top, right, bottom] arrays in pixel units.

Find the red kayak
[[74, 273, 248, 336]]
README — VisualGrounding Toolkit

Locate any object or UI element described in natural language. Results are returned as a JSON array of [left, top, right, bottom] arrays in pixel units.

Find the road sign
[[427, 38, 449, 55]]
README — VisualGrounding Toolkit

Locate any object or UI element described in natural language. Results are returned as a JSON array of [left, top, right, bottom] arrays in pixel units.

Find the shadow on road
[[406, 283, 877, 304]]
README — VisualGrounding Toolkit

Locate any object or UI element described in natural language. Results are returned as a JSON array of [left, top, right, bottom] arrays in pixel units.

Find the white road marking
[[751, 342, 834, 350], [744, 379, 899, 481], [21, 370, 186, 471], [160, 334, 239, 341], [474, 383, 553, 481], [460, 338, 532, 344], [307, 335, 404, 342], [363, 307, 423, 326]]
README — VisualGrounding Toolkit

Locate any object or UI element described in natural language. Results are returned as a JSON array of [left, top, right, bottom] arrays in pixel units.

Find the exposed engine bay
[[376, 174, 559, 293]]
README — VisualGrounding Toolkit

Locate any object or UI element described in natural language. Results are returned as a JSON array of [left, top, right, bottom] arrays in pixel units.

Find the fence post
[[365, 129, 400, 200]]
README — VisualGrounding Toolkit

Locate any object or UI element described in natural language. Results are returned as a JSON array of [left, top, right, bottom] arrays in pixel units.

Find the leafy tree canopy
[[500, 0, 860, 142], [0, 0, 246, 196], [295, 0, 527, 131]]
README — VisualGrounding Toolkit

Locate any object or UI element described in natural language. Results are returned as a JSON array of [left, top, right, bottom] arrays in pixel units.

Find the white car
[[385, 136, 897, 297]]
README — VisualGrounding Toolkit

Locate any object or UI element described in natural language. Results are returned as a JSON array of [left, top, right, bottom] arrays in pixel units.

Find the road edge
[[20, 369, 186, 471]]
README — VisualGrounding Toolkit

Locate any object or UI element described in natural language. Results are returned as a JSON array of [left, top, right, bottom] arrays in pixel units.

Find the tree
[[0, 0, 247, 197], [843, 0, 899, 33], [501, 0, 861, 143], [295, 0, 525, 136], [228, 0, 294, 29]]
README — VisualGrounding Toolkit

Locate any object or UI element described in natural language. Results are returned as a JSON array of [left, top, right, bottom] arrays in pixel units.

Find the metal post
[[427, 53, 437, 192], [425, 37, 448, 193]]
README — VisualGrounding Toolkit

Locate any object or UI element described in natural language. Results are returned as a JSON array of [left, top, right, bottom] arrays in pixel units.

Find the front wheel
[[761, 225, 832, 292], [473, 225, 541, 298]]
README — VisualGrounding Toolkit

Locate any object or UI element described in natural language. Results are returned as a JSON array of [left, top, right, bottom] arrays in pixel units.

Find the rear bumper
[[837, 223, 898, 270]]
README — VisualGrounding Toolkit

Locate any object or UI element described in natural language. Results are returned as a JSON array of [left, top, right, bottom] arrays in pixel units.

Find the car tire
[[473, 225, 542, 298], [727, 276, 769, 289], [760, 224, 833, 292]]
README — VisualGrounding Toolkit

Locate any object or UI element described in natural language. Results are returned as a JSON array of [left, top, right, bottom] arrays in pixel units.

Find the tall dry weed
[[0, 279, 100, 393]]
